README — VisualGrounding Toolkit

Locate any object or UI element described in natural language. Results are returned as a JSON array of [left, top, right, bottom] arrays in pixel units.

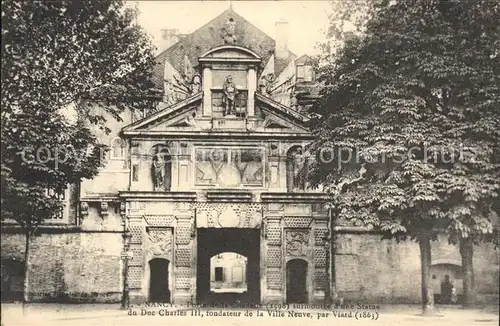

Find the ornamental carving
[[286, 230, 309, 257], [100, 202, 108, 217], [221, 18, 237, 44], [147, 229, 172, 257]]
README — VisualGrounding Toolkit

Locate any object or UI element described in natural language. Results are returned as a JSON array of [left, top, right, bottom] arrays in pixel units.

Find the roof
[[152, 7, 296, 90]]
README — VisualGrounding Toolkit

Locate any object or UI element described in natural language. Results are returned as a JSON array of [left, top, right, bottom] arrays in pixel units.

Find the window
[[296, 65, 305, 80], [45, 187, 68, 221], [304, 65, 314, 82], [110, 138, 125, 160], [296, 65, 314, 82], [215, 267, 224, 282], [210, 252, 248, 293]]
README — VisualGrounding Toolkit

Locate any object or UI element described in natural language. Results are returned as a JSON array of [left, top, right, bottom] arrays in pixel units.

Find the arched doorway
[[286, 259, 308, 304], [148, 258, 170, 302]]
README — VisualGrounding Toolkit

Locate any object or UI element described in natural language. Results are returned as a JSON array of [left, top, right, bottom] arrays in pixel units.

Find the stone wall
[[335, 233, 499, 304], [1, 232, 123, 303], [2, 225, 498, 304]]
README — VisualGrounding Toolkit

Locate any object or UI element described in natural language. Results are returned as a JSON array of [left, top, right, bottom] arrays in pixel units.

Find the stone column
[[202, 67, 212, 117], [247, 67, 256, 117]]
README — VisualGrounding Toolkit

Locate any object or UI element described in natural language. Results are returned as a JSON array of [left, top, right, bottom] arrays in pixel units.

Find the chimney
[[275, 18, 289, 59], [159, 28, 180, 52]]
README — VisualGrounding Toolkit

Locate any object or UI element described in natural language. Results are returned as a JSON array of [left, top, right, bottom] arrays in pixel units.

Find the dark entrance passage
[[148, 258, 170, 302], [197, 228, 260, 304], [286, 259, 308, 304]]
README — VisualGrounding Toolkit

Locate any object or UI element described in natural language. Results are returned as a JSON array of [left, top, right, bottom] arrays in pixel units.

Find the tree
[[1, 0, 157, 302], [309, 0, 500, 314]]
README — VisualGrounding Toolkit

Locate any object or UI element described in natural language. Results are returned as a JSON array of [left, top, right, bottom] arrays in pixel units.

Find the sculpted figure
[[221, 18, 237, 44], [152, 152, 165, 190], [222, 75, 238, 115], [190, 74, 202, 94]]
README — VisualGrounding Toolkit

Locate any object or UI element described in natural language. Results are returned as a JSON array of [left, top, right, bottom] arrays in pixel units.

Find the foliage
[[309, 0, 500, 243], [1, 0, 157, 230]]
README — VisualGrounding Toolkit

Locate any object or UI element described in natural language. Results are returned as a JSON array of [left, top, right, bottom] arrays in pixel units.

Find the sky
[[131, 0, 332, 55]]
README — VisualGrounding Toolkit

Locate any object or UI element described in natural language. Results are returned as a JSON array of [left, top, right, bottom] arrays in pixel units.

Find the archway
[[148, 258, 170, 302], [286, 259, 308, 304], [197, 229, 260, 304], [210, 252, 248, 294]]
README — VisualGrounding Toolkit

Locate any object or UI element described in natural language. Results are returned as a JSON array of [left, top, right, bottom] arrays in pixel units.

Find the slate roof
[[152, 7, 296, 90]]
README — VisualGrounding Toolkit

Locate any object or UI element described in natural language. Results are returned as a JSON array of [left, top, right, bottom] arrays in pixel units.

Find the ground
[[1, 303, 498, 326]]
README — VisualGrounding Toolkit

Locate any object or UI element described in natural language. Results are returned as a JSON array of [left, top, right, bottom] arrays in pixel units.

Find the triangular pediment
[[265, 121, 288, 129], [255, 93, 310, 133], [122, 92, 202, 133], [169, 120, 192, 127], [122, 91, 310, 136]]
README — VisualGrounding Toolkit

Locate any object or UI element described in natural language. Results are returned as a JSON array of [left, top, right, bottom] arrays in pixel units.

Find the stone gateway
[[1, 6, 498, 306]]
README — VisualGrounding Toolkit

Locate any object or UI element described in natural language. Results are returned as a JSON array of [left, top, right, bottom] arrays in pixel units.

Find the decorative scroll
[[286, 230, 309, 257]]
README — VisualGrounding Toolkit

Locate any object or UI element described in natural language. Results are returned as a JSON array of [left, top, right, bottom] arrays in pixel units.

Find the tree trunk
[[23, 230, 30, 303], [419, 233, 436, 316], [460, 238, 475, 308]]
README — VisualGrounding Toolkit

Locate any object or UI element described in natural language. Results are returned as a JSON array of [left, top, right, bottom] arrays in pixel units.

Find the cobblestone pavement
[[1, 303, 498, 326]]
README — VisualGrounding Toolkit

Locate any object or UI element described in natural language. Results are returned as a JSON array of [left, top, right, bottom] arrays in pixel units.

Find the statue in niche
[[152, 152, 165, 190], [221, 18, 237, 44], [223, 75, 238, 116], [152, 147, 171, 191]]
